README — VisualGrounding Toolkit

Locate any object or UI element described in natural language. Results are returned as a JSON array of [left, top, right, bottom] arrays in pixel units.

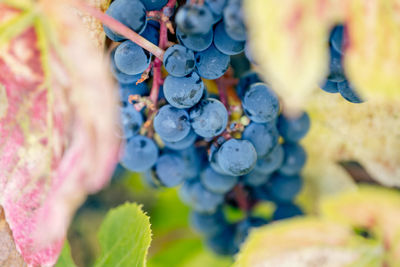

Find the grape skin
[[163, 44, 195, 77], [153, 105, 191, 142], [216, 139, 257, 176], [104, 0, 147, 41], [120, 135, 159, 172], [190, 98, 228, 138], [163, 72, 204, 108], [242, 83, 280, 123], [106, 0, 322, 256], [195, 44, 230, 80]]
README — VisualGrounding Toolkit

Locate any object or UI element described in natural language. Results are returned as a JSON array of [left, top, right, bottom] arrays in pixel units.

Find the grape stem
[[215, 78, 229, 109], [149, 60, 162, 104], [216, 70, 239, 110], [233, 184, 250, 211], [71, 0, 165, 60], [149, 0, 176, 104]]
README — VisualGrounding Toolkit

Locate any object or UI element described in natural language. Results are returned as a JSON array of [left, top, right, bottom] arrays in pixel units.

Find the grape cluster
[[320, 25, 363, 103], [105, 0, 309, 255]]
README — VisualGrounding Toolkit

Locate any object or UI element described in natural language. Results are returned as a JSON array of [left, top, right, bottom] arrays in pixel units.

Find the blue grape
[[179, 179, 197, 205], [195, 44, 230, 79], [338, 80, 363, 103], [104, 27, 124, 42], [242, 83, 280, 123], [121, 135, 158, 172], [176, 4, 214, 35], [327, 46, 345, 82], [217, 139, 257, 176], [176, 27, 213, 52], [209, 149, 231, 175], [163, 44, 195, 77], [206, 225, 238, 255], [243, 169, 270, 186], [104, 0, 147, 41], [223, 0, 246, 41], [255, 144, 284, 175], [155, 153, 187, 187], [120, 105, 143, 139], [163, 72, 204, 108], [140, 23, 159, 46], [213, 21, 245, 55], [190, 210, 227, 236], [191, 181, 224, 213], [119, 82, 148, 105], [242, 122, 279, 157], [236, 71, 263, 99], [153, 105, 191, 142], [278, 112, 311, 142], [147, 20, 160, 28], [110, 49, 143, 84], [201, 167, 238, 194], [273, 203, 303, 220], [230, 52, 251, 77], [206, 3, 222, 24], [205, 0, 226, 15], [268, 173, 303, 203], [190, 98, 228, 138], [175, 146, 204, 179], [142, 170, 160, 188], [163, 129, 197, 150], [234, 217, 268, 246], [244, 42, 257, 64], [251, 185, 273, 202], [279, 143, 307, 175], [330, 25, 345, 55], [140, 0, 168, 10], [320, 79, 339, 93], [115, 40, 152, 75]]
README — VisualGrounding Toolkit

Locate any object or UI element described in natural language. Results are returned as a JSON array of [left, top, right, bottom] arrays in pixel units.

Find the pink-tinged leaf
[[0, 1, 119, 266], [0, 207, 26, 267]]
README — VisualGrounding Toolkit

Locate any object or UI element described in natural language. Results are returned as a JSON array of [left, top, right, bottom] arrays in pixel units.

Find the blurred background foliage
[[66, 161, 387, 266], [67, 166, 232, 267]]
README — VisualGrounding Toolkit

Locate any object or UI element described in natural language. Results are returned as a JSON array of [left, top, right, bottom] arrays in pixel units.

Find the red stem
[[149, 60, 162, 104], [71, 0, 165, 60], [148, 0, 175, 104], [166, 0, 177, 8], [215, 78, 229, 109], [233, 184, 250, 211]]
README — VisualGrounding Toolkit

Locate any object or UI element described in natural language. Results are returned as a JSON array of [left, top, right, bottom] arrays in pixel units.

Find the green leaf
[[150, 188, 190, 235], [148, 237, 231, 267], [94, 203, 152, 267], [55, 241, 76, 267]]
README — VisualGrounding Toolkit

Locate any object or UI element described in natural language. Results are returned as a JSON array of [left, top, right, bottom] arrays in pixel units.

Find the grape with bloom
[[103, 0, 360, 256]]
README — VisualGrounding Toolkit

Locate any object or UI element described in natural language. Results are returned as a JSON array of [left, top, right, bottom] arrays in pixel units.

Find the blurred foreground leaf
[[235, 186, 400, 266], [0, 0, 118, 265], [321, 186, 400, 264], [244, 0, 400, 187], [94, 203, 151, 267], [0, 207, 26, 267]]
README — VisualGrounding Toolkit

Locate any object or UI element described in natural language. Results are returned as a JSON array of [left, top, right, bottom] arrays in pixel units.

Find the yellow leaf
[[321, 186, 400, 264], [243, 0, 331, 110], [345, 0, 400, 99], [244, 0, 400, 186], [234, 218, 379, 267]]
